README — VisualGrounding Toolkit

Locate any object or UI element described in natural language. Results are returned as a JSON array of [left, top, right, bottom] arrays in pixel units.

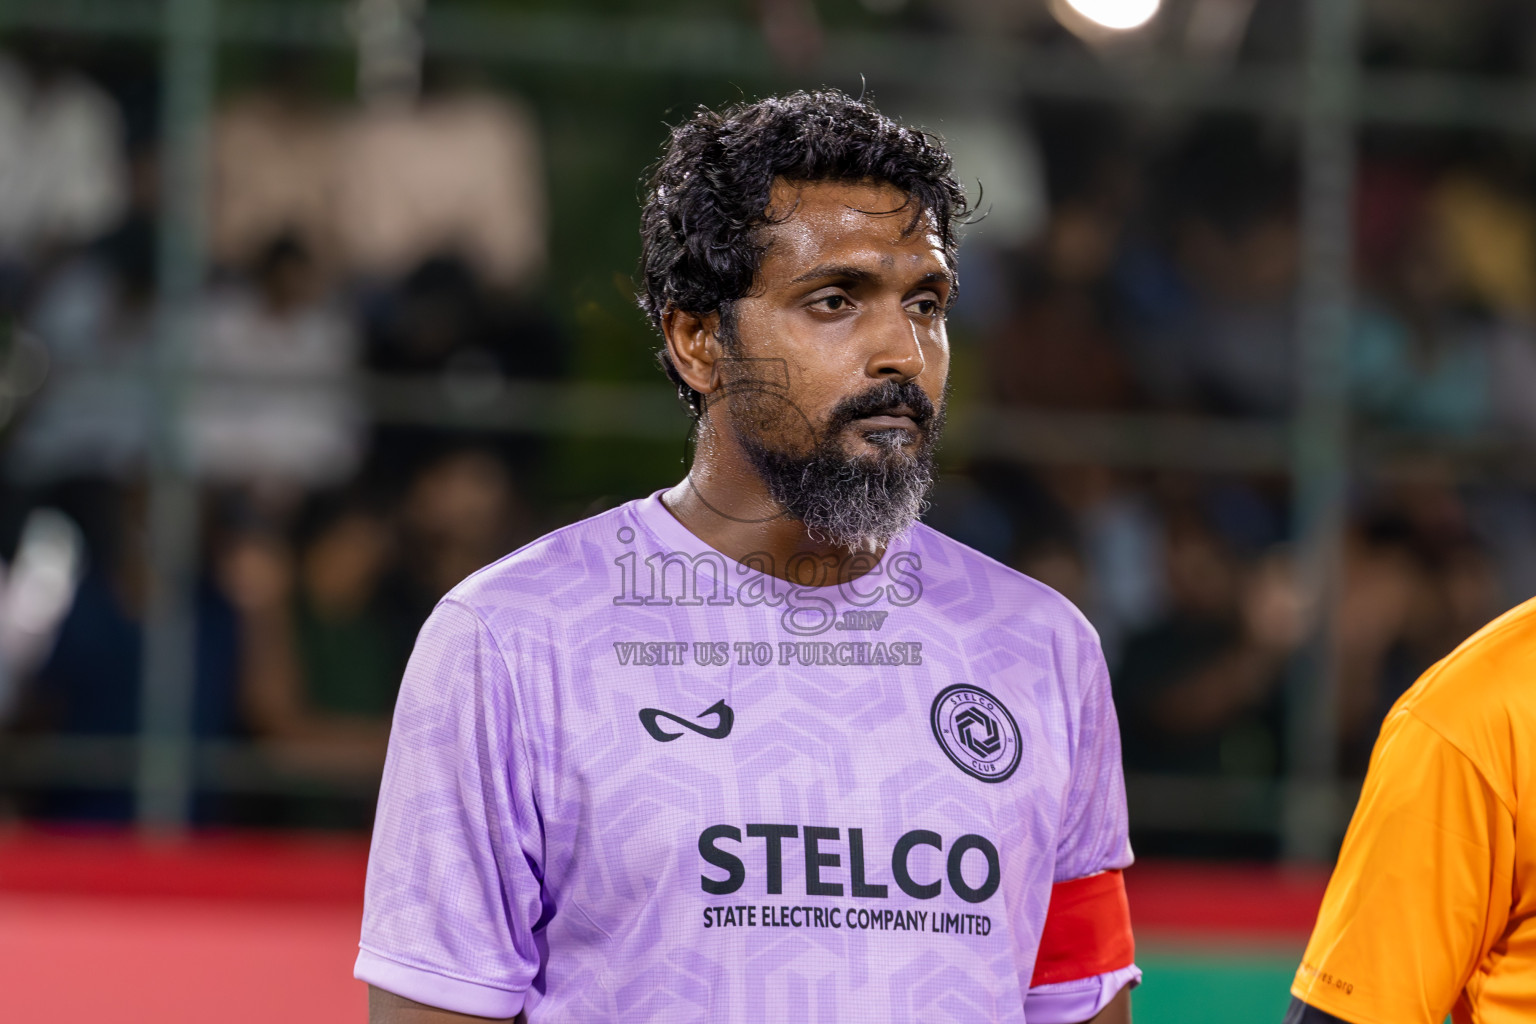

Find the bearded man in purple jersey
[[359, 89, 1139, 1024]]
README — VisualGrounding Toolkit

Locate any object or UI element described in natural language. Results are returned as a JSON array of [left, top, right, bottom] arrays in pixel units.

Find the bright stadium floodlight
[[1063, 0, 1161, 30]]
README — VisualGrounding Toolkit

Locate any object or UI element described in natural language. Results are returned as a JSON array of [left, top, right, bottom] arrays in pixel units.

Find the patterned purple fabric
[[357, 490, 1137, 1021], [1026, 964, 1141, 1023]]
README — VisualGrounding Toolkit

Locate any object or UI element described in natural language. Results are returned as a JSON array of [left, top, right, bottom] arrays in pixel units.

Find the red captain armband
[[1030, 870, 1135, 987]]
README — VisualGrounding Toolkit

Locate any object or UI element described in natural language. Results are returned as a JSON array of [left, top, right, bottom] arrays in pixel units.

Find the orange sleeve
[[1031, 869, 1135, 986], [1292, 711, 1513, 1024]]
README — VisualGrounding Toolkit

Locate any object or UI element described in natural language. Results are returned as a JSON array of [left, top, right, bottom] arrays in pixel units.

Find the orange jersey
[[1292, 596, 1536, 1024]]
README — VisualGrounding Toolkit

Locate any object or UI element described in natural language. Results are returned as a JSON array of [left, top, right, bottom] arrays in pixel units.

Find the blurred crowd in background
[[0, 34, 560, 827], [3, 0, 1536, 857], [932, 103, 1536, 841]]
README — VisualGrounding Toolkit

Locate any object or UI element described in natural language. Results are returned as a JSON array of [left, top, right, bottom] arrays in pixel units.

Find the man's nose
[[864, 303, 925, 382]]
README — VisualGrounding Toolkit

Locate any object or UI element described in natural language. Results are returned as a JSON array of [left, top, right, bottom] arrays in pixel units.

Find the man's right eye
[[812, 295, 848, 311]]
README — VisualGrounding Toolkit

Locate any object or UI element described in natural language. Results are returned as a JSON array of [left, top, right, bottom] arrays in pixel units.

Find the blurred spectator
[[0, 506, 85, 726], [1350, 190, 1492, 436], [364, 253, 561, 378], [188, 234, 364, 503], [1126, 121, 1299, 416], [1167, 198, 1299, 415], [0, 47, 126, 281], [220, 492, 403, 782], [1467, 476, 1536, 606], [213, 74, 545, 291], [1335, 484, 1503, 769], [1487, 320, 1536, 445], [1113, 511, 1299, 779], [18, 483, 240, 821], [928, 463, 1162, 668], [362, 253, 564, 488], [211, 66, 341, 272], [387, 448, 526, 627], [6, 209, 156, 484], [1427, 167, 1536, 320], [334, 88, 545, 289], [922, 473, 1017, 565], [986, 197, 1136, 410], [365, 255, 487, 373], [940, 462, 1086, 599], [1330, 515, 1422, 768], [1077, 479, 1167, 666]]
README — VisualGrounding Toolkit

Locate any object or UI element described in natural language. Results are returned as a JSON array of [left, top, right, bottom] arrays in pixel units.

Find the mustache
[[825, 380, 937, 435]]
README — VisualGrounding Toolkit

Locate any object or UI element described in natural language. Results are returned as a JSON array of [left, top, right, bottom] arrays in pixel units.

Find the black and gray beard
[[729, 377, 945, 555]]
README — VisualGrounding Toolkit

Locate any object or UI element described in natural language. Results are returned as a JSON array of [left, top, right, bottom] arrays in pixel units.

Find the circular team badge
[[930, 684, 1022, 783]]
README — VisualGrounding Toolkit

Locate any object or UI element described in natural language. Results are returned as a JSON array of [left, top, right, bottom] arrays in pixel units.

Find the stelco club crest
[[930, 684, 1022, 783]]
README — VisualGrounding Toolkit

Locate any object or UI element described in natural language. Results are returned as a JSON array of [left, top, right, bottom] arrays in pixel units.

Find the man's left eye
[[911, 300, 939, 316]]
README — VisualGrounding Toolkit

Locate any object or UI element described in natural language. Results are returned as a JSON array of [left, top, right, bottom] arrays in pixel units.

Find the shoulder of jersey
[[909, 521, 1102, 646], [1399, 595, 1536, 740]]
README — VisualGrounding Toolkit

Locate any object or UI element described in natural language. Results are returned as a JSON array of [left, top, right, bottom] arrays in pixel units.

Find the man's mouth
[[850, 406, 920, 434]]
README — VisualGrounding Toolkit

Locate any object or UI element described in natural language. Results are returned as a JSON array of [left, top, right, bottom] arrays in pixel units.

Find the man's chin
[[843, 427, 924, 460], [731, 413, 940, 554]]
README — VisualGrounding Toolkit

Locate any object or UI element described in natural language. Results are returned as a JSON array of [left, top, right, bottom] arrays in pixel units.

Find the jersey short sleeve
[[1054, 635, 1134, 883], [1291, 709, 1515, 1024], [355, 598, 545, 1019], [1025, 628, 1139, 1022]]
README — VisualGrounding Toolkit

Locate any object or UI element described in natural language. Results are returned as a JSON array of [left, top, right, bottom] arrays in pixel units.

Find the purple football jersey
[[356, 490, 1139, 1022]]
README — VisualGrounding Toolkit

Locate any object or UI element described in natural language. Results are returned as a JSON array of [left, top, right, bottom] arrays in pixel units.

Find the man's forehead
[[761, 178, 948, 274]]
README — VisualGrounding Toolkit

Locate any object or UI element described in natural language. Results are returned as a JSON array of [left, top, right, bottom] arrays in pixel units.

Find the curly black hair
[[638, 89, 968, 417]]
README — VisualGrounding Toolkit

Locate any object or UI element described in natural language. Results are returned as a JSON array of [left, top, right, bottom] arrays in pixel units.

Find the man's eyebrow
[[790, 263, 955, 287], [789, 263, 878, 285]]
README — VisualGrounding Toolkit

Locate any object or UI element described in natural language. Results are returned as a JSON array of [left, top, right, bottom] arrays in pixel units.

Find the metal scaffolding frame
[[0, 0, 1461, 858], [1284, 0, 1356, 862], [136, 0, 215, 833]]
